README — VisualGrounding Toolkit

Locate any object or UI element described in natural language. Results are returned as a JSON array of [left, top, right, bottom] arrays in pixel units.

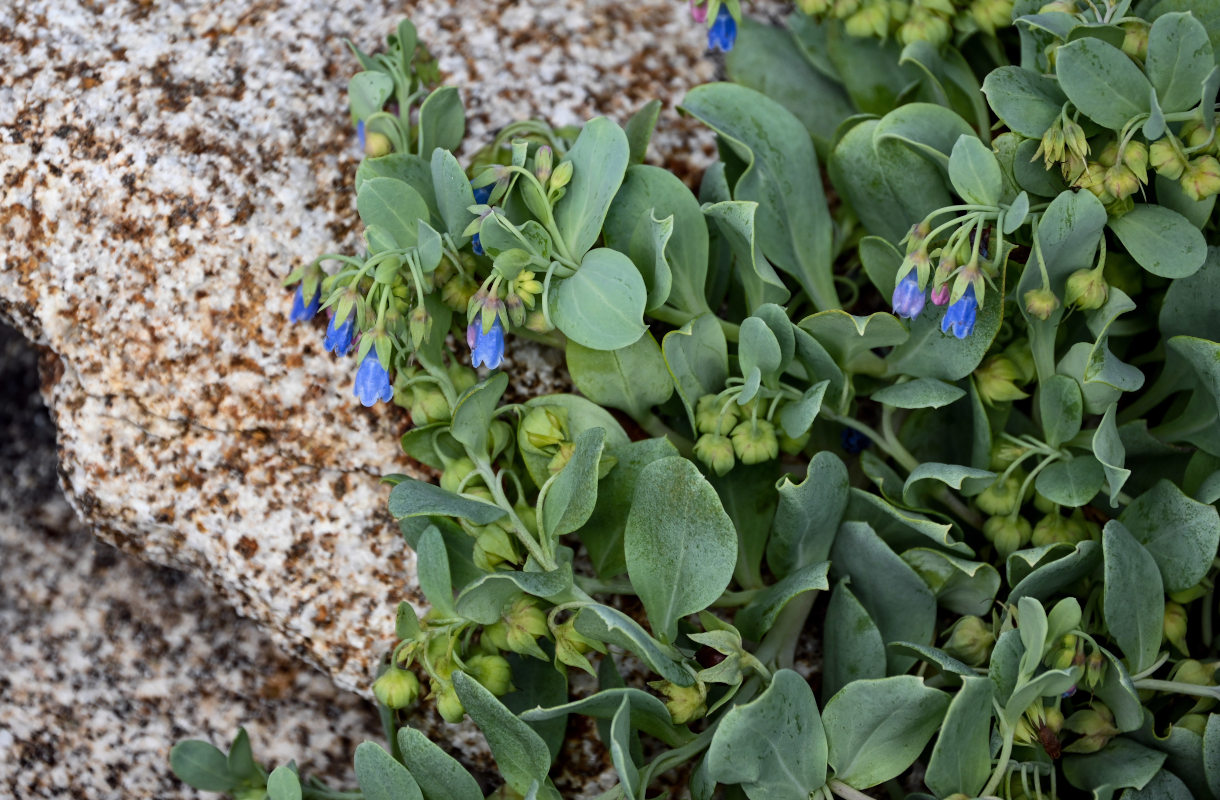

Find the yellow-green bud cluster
[[796, 0, 1008, 47], [942, 615, 995, 666]]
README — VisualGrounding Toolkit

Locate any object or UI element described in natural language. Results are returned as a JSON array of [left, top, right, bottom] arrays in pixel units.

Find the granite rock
[[0, 0, 720, 693]]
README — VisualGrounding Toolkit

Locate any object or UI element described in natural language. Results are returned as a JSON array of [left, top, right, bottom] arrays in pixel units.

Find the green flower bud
[[1023, 287, 1061, 321], [975, 355, 1030, 404], [977, 474, 1024, 516], [779, 429, 812, 455], [373, 667, 421, 709], [898, 8, 951, 46], [442, 273, 479, 312], [365, 131, 392, 158], [490, 598, 551, 659], [411, 386, 451, 425], [1169, 583, 1208, 604], [1074, 161, 1115, 203], [844, 3, 888, 37], [235, 789, 269, 800], [473, 525, 520, 572], [990, 441, 1030, 470], [440, 457, 479, 494], [1065, 267, 1108, 310], [694, 433, 736, 476], [971, 0, 1013, 35], [1123, 141, 1149, 183], [1180, 155, 1220, 201], [1062, 118, 1089, 161], [731, 419, 780, 465], [1064, 509, 1097, 544], [1120, 19, 1149, 59], [650, 680, 708, 725], [466, 654, 514, 696], [449, 363, 478, 394], [1164, 601, 1189, 656], [547, 442, 575, 475], [433, 679, 466, 723], [943, 615, 995, 667], [1176, 713, 1208, 737], [521, 406, 568, 451], [1033, 121, 1066, 169], [482, 620, 509, 652], [696, 394, 739, 435], [984, 514, 1031, 557], [534, 146, 553, 184], [798, 0, 832, 13], [553, 617, 606, 677], [1063, 704, 1119, 754], [1084, 649, 1106, 690], [1044, 705, 1065, 733], [1102, 163, 1140, 199], [549, 160, 574, 193], [1150, 139, 1187, 180], [1032, 511, 1075, 548], [524, 310, 553, 334], [1172, 659, 1214, 686], [505, 293, 526, 327]]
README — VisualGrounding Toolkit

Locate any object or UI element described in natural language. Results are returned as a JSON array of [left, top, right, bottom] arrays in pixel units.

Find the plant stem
[[827, 779, 875, 800], [1134, 678, 1220, 700]]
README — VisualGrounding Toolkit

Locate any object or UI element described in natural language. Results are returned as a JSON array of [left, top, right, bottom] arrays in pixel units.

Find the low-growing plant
[[175, 4, 1220, 799]]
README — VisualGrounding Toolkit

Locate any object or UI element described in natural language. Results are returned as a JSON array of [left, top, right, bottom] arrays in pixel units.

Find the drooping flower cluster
[[890, 215, 996, 340], [691, 1, 738, 52]]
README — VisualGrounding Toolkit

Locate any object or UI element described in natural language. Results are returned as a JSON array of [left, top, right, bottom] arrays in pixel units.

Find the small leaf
[[625, 99, 661, 165], [519, 687, 690, 747], [1146, 12, 1215, 113], [354, 741, 424, 800], [924, 677, 994, 798], [767, 452, 849, 578], [387, 478, 507, 526], [608, 696, 640, 799], [267, 766, 303, 800], [1034, 456, 1105, 507], [1107, 204, 1207, 278], [554, 117, 630, 260], [872, 378, 966, 409], [735, 561, 830, 641], [1040, 373, 1084, 448], [450, 372, 509, 458], [550, 249, 648, 350], [1063, 738, 1167, 796], [1055, 37, 1152, 129], [453, 672, 553, 795], [541, 427, 605, 542], [822, 581, 887, 701], [982, 66, 1068, 138], [417, 86, 465, 155], [1120, 479, 1220, 593], [1103, 520, 1165, 674], [169, 741, 237, 792], [823, 676, 949, 789], [567, 334, 673, 419], [573, 604, 692, 685], [357, 177, 430, 249], [948, 135, 1003, 206], [397, 727, 484, 800], [625, 457, 737, 643], [1093, 403, 1132, 507]]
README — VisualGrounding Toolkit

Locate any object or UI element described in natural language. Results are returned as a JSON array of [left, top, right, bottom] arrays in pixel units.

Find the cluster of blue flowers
[[293, 292, 397, 407], [891, 271, 979, 339]]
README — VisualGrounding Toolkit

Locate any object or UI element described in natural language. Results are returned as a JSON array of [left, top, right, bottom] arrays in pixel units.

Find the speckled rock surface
[[0, 324, 384, 799], [0, 0, 720, 694]]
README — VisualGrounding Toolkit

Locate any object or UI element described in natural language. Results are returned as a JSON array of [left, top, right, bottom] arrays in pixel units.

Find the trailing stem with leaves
[[177, 4, 1220, 800]]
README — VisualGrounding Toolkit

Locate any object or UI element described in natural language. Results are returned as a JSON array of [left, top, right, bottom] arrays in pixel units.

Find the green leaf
[[846, 489, 967, 555], [580, 438, 679, 578], [1160, 248, 1220, 340], [874, 102, 978, 175], [924, 677, 994, 799], [397, 728, 484, 800], [1108, 204, 1207, 278], [828, 118, 954, 246], [1103, 520, 1165, 674], [417, 525, 456, 618], [702, 198, 791, 310], [823, 676, 949, 790], [452, 671, 554, 794], [170, 741, 237, 792], [1121, 770, 1194, 799], [450, 372, 508, 458], [1013, 137, 1069, 197], [822, 580, 887, 701], [1170, 336, 1220, 420], [625, 99, 661, 165], [1064, 738, 1168, 797], [354, 741, 424, 800], [431, 148, 476, 244], [387, 478, 507, 526], [799, 310, 908, 376], [1146, 12, 1215, 113], [830, 522, 938, 673], [902, 463, 995, 507], [681, 83, 838, 310], [600, 697, 638, 799], [454, 564, 573, 625], [518, 395, 630, 489], [417, 86, 465, 155], [603, 165, 709, 314], [1009, 540, 1102, 604], [872, 378, 966, 409], [227, 728, 262, 784], [1040, 373, 1084, 448], [726, 18, 855, 157], [267, 766, 302, 800], [1093, 403, 1132, 507], [541, 427, 605, 541], [554, 117, 630, 260], [900, 549, 1001, 616], [348, 71, 394, 121], [948, 135, 1003, 206], [663, 313, 729, 432], [1205, 714, 1220, 799], [767, 452, 849, 578], [859, 235, 901, 299], [573, 604, 692, 685], [1035, 456, 1105, 507], [778, 380, 829, 439], [888, 642, 976, 677], [982, 65, 1068, 138], [1120, 479, 1220, 593], [736, 561, 830, 642], [550, 249, 647, 350], [898, 42, 991, 140], [1056, 37, 1153, 129], [707, 670, 828, 800], [824, 23, 914, 114], [567, 334, 673, 419], [519, 687, 690, 747], [357, 177, 430, 249], [625, 456, 737, 643]]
